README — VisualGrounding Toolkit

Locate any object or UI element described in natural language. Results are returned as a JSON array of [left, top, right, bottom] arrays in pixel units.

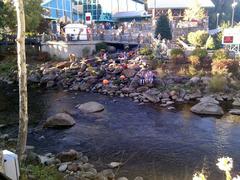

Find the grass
[[20, 165, 63, 180], [208, 75, 227, 92]]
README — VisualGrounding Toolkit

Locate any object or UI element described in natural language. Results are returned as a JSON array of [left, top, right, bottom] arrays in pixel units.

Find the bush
[[187, 30, 209, 47], [170, 48, 186, 64], [212, 49, 229, 61], [96, 42, 108, 52], [188, 55, 200, 67], [211, 59, 239, 76], [82, 47, 90, 58], [206, 35, 216, 50], [139, 47, 153, 56], [155, 15, 172, 40], [208, 75, 227, 92], [192, 48, 208, 59]]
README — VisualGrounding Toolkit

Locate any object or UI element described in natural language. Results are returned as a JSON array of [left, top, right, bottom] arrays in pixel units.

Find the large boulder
[[229, 109, 240, 115], [44, 113, 75, 128], [233, 98, 240, 106], [56, 149, 80, 163], [191, 102, 224, 115], [142, 92, 160, 103], [77, 101, 104, 113], [200, 96, 219, 104]]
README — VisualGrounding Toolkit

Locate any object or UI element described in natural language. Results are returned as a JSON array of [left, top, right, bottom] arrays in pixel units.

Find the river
[[1, 84, 240, 180]]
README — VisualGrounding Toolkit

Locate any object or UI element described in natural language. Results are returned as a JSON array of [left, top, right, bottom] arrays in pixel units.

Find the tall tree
[[1, 0, 42, 33], [155, 15, 172, 40], [15, 0, 29, 162], [208, 0, 240, 29], [184, 0, 206, 21]]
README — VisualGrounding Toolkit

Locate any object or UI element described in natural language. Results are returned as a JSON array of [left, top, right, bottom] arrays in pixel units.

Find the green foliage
[[0, 59, 17, 77], [184, 0, 206, 20], [0, 0, 16, 32], [155, 15, 172, 40], [191, 48, 208, 59], [208, 0, 237, 29], [170, 48, 184, 59], [212, 49, 229, 61], [0, 0, 43, 33], [208, 75, 227, 92], [20, 165, 63, 180], [24, 0, 43, 32], [206, 36, 216, 50], [96, 42, 108, 52], [188, 30, 209, 47], [170, 48, 186, 64], [139, 47, 153, 56]]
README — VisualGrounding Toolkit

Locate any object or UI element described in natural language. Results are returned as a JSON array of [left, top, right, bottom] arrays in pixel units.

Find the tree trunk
[[15, 0, 28, 162]]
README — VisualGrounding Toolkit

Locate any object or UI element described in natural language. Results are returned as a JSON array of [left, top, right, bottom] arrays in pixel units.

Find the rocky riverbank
[[24, 54, 240, 116]]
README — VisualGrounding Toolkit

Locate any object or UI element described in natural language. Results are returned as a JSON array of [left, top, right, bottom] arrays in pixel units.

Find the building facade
[[41, 0, 145, 23]]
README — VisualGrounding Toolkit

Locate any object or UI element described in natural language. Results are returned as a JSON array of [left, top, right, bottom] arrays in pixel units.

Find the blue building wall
[[42, 0, 102, 22]]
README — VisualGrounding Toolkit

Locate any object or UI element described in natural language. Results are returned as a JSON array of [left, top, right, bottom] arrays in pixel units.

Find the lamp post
[[231, 0, 238, 27], [216, 13, 220, 28]]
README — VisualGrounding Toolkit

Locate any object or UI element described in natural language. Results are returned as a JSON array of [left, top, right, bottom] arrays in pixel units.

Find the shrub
[[188, 55, 200, 67], [212, 49, 229, 61], [187, 30, 209, 47], [192, 48, 208, 59], [170, 48, 186, 64], [96, 42, 107, 52], [206, 35, 216, 50], [188, 64, 198, 76], [211, 59, 239, 76], [208, 75, 227, 92], [139, 47, 153, 56], [155, 15, 172, 40], [82, 47, 90, 58], [170, 48, 184, 59]]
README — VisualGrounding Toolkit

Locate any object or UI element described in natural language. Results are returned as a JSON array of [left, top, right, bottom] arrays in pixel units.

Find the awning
[[113, 10, 151, 19], [147, 0, 215, 9]]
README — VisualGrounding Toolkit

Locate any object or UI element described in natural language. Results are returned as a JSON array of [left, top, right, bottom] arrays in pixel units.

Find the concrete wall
[[41, 41, 102, 59]]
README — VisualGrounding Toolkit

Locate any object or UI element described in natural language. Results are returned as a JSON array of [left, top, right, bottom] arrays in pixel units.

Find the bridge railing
[[42, 32, 154, 45]]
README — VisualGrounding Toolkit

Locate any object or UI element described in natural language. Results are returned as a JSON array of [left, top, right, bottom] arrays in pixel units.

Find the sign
[[85, 12, 92, 25], [222, 28, 240, 44]]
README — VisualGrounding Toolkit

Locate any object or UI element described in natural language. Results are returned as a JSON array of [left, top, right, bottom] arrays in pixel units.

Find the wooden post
[[15, 0, 29, 162]]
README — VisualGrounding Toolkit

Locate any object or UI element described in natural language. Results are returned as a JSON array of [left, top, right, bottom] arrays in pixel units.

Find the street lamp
[[216, 13, 220, 28], [231, 1, 238, 27]]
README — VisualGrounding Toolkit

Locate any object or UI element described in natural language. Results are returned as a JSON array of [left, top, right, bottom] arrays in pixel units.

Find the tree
[[155, 15, 172, 40], [0, 0, 16, 32], [206, 35, 216, 50], [1, 0, 42, 33], [15, 0, 29, 162], [187, 30, 208, 47], [184, 0, 206, 21]]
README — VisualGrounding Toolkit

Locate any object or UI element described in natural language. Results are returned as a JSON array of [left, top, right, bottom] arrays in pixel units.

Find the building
[[41, 0, 146, 23], [41, 0, 102, 23], [147, 0, 215, 39]]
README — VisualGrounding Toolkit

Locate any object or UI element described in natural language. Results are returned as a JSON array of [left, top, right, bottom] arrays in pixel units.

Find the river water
[[1, 85, 240, 180]]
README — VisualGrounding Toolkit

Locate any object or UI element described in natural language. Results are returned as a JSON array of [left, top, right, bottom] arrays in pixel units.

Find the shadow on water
[[1, 85, 240, 180]]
